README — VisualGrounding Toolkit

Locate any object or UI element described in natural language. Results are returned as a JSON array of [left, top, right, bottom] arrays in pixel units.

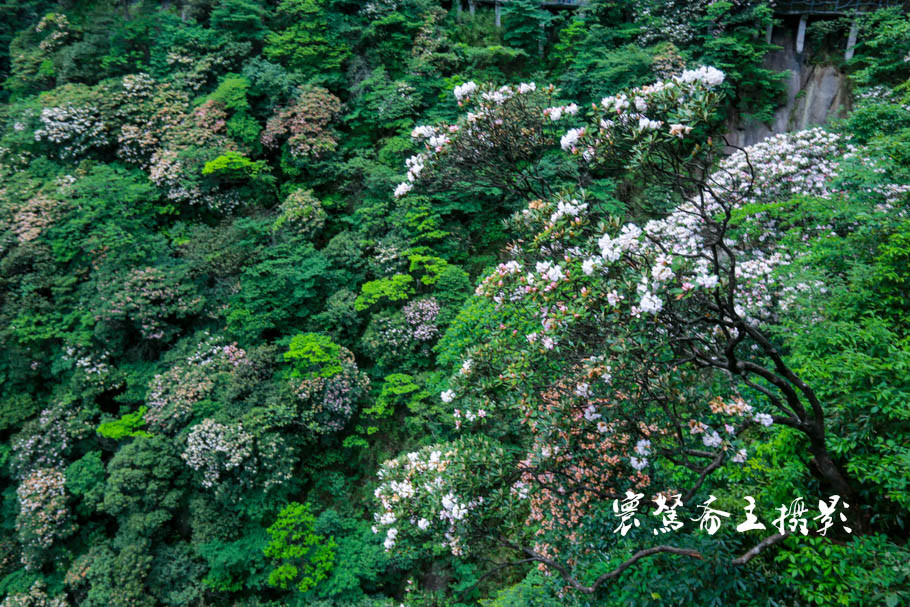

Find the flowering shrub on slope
[[374, 67, 908, 590], [144, 334, 250, 434], [285, 333, 370, 435]]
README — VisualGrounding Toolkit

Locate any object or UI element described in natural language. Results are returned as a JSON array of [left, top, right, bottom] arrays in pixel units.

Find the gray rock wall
[[726, 19, 851, 149]]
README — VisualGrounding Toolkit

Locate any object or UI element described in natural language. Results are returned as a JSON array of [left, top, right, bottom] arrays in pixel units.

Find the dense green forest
[[0, 1, 908, 605]]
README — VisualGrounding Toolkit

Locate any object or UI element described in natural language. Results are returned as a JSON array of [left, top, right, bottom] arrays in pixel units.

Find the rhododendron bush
[[374, 67, 910, 593]]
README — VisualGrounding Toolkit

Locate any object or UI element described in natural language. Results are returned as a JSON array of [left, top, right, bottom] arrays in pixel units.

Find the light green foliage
[[370, 373, 424, 419], [202, 151, 269, 180], [208, 75, 251, 112], [284, 333, 343, 378], [406, 251, 450, 286], [264, 502, 336, 593], [97, 407, 152, 440], [354, 274, 415, 311]]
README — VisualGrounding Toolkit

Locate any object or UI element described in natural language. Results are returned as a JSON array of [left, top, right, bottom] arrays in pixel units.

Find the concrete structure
[[770, 0, 903, 59]]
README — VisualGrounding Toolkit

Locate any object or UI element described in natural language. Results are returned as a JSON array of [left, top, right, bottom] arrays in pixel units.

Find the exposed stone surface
[[726, 18, 851, 150]]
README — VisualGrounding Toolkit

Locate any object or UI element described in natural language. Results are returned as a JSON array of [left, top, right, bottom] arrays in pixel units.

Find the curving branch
[[732, 533, 789, 566], [497, 531, 791, 595], [500, 538, 703, 594]]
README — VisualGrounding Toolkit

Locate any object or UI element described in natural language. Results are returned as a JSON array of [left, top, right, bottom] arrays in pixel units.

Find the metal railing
[[772, 0, 902, 14], [473, 0, 588, 7], [470, 0, 900, 14]]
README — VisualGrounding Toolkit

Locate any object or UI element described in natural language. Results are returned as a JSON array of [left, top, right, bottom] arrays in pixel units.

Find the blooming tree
[[393, 81, 573, 201], [182, 418, 255, 489], [0, 581, 68, 607], [261, 86, 341, 160], [16, 468, 72, 570], [373, 67, 902, 592], [144, 334, 250, 433], [284, 333, 370, 435]]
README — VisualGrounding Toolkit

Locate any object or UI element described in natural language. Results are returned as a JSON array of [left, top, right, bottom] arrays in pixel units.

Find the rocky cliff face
[[726, 20, 852, 149]]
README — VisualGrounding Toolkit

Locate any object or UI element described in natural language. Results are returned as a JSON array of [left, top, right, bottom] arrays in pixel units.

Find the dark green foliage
[[851, 8, 910, 87], [263, 0, 351, 84], [210, 0, 267, 43]]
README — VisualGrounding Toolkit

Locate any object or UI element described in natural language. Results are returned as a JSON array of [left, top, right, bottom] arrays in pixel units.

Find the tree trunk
[[806, 433, 868, 534], [538, 21, 545, 57]]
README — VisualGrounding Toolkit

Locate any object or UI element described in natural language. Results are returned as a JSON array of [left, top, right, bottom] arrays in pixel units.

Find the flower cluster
[[563, 66, 726, 168], [11, 408, 74, 480], [635, 0, 720, 46], [35, 13, 71, 53], [402, 297, 440, 342], [34, 104, 109, 159], [273, 188, 327, 237], [0, 581, 68, 607], [62, 345, 114, 388], [293, 346, 369, 434], [10, 193, 58, 243], [116, 124, 159, 167], [182, 418, 254, 489], [261, 86, 342, 159], [145, 335, 249, 434], [16, 468, 71, 570], [393, 80, 559, 198], [479, 127, 864, 343], [517, 384, 653, 535], [110, 75, 244, 213], [148, 148, 241, 213], [387, 71, 907, 563], [361, 313, 411, 359], [97, 266, 204, 341], [372, 443, 492, 556], [360, 0, 402, 18]]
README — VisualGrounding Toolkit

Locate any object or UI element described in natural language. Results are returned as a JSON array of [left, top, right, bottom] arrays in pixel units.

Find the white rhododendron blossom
[[394, 182, 413, 198], [702, 430, 723, 448], [560, 127, 586, 151], [630, 456, 648, 471], [34, 104, 109, 158], [753, 413, 774, 427], [677, 65, 725, 87], [182, 419, 254, 488], [372, 445, 493, 556], [453, 81, 478, 101], [669, 123, 693, 138], [410, 125, 437, 140], [16, 468, 71, 569]]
